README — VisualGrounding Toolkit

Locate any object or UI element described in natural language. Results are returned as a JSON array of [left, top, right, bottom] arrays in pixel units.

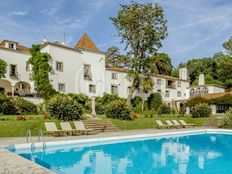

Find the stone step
[[82, 119, 120, 132]]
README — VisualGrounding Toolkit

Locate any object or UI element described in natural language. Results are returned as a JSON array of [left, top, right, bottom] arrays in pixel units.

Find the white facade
[[0, 38, 226, 111]]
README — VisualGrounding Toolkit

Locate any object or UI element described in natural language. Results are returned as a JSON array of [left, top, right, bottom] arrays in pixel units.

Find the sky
[[0, 0, 231, 66]]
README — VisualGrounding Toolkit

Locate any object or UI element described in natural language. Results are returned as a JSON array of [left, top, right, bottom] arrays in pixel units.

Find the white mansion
[[0, 33, 227, 113]]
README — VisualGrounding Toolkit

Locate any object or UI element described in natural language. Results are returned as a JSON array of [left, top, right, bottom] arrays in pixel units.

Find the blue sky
[[0, 0, 231, 66]]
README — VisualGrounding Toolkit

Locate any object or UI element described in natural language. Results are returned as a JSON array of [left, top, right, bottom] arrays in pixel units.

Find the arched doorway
[[0, 79, 12, 95], [15, 81, 31, 96]]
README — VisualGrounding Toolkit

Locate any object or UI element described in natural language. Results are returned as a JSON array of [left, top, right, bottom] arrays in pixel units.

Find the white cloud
[[11, 10, 27, 16]]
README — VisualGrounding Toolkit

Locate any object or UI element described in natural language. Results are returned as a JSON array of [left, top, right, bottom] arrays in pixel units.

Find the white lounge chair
[[165, 120, 179, 128], [172, 120, 184, 128], [179, 120, 196, 128], [156, 120, 170, 129], [44, 122, 66, 136], [60, 122, 80, 135], [73, 121, 94, 135]]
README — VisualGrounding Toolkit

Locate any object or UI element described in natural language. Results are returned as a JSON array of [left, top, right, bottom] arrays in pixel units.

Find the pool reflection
[[19, 134, 232, 174]]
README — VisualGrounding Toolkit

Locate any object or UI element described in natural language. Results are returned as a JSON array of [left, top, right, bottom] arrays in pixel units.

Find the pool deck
[[0, 128, 206, 174]]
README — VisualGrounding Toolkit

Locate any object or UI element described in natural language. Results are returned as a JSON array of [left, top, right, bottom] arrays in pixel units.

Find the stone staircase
[[82, 118, 121, 132], [203, 117, 222, 128]]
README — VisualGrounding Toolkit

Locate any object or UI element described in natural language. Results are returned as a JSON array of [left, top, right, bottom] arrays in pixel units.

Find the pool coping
[[2, 128, 232, 174], [6, 128, 232, 150]]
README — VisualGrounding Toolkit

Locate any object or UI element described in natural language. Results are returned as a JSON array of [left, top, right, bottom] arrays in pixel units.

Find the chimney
[[199, 73, 205, 86], [179, 67, 188, 80]]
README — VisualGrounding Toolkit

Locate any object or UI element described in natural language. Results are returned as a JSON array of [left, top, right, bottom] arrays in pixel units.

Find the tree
[[0, 59, 7, 79], [151, 53, 173, 75], [217, 55, 232, 82], [110, 2, 168, 104], [105, 46, 128, 68], [223, 36, 232, 55], [28, 45, 57, 99]]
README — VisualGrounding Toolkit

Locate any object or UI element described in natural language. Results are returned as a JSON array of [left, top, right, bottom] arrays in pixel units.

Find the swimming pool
[[6, 130, 232, 174]]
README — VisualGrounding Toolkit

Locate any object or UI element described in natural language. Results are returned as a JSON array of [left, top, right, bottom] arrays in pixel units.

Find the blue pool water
[[9, 133, 232, 174]]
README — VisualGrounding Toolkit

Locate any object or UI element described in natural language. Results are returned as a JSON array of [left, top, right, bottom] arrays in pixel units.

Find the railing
[[26, 129, 35, 151], [38, 129, 46, 150]]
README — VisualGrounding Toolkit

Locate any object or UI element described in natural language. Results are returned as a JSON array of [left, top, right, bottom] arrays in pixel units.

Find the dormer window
[[9, 43, 14, 49]]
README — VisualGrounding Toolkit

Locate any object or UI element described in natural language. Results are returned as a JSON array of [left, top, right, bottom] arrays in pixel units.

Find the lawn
[[0, 114, 209, 137], [100, 115, 208, 130], [0, 115, 60, 137]]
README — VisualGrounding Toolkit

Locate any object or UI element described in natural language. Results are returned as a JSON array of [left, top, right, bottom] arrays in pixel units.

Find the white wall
[[0, 48, 34, 91], [41, 44, 106, 97], [105, 70, 190, 103]]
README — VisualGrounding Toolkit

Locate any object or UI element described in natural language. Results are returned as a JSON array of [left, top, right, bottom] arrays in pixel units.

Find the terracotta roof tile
[[74, 33, 99, 52], [0, 40, 29, 53], [201, 92, 232, 100]]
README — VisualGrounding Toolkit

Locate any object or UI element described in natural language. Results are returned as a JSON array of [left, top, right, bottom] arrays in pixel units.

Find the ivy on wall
[[28, 44, 57, 100]]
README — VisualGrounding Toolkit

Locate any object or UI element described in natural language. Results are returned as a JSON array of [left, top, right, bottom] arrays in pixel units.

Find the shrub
[[101, 93, 120, 104], [105, 100, 131, 120], [46, 95, 84, 121], [68, 93, 89, 106], [16, 115, 26, 121], [157, 103, 171, 115], [191, 103, 211, 118], [143, 109, 156, 118], [1, 98, 19, 115], [186, 96, 207, 107], [95, 102, 105, 115], [147, 93, 162, 110], [131, 96, 143, 113], [130, 111, 137, 120], [14, 97, 38, 114], [221, 108, 232, 128]]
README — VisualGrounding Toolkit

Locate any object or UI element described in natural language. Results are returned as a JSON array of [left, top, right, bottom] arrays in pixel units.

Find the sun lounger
[[73, 121, 95, 135], [179, 120, 196, 128], [165, 120, 180, 128], [60, 122, 80, 135], [172, 120, 184, 128], [156, 120, 170, 129], [44, 122, 66, 136]]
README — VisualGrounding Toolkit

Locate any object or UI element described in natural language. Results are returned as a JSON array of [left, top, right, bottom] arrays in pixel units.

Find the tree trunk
[[127, 80, 137, 105]]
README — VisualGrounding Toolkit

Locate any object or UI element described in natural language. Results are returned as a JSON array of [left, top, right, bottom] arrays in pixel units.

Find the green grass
[[0, 114, 209, 137], [100, 115, 208, 130], [0, 115, 60, 137]]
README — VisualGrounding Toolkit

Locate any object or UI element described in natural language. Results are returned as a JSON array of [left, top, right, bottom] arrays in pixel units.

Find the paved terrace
[[0, 128, 204, 174]]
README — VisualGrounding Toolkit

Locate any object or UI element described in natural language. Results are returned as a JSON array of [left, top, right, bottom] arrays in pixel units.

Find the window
[[26, 62, 30, 71], [196, 88, 201, 96], [29, 73, 33, 80], [190, 89, 194, 97], [10, 64, 17, 77], [157, 79, 162, 85], [111, 85, 118, 95], [166, 80, 176, 89], [177, 91, 181, 97], [8, 43, 14, 49], [58, 83, 65, 92], [165, 90, 169, 97], [177, 81, 181, 87], [157, 90, 162, 93], [89, 85, 96, 93], [202, 87, 209, 95], [56, 61, 63, 72], [84, 64, 92, 80], [112, 72, 117, 80]]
